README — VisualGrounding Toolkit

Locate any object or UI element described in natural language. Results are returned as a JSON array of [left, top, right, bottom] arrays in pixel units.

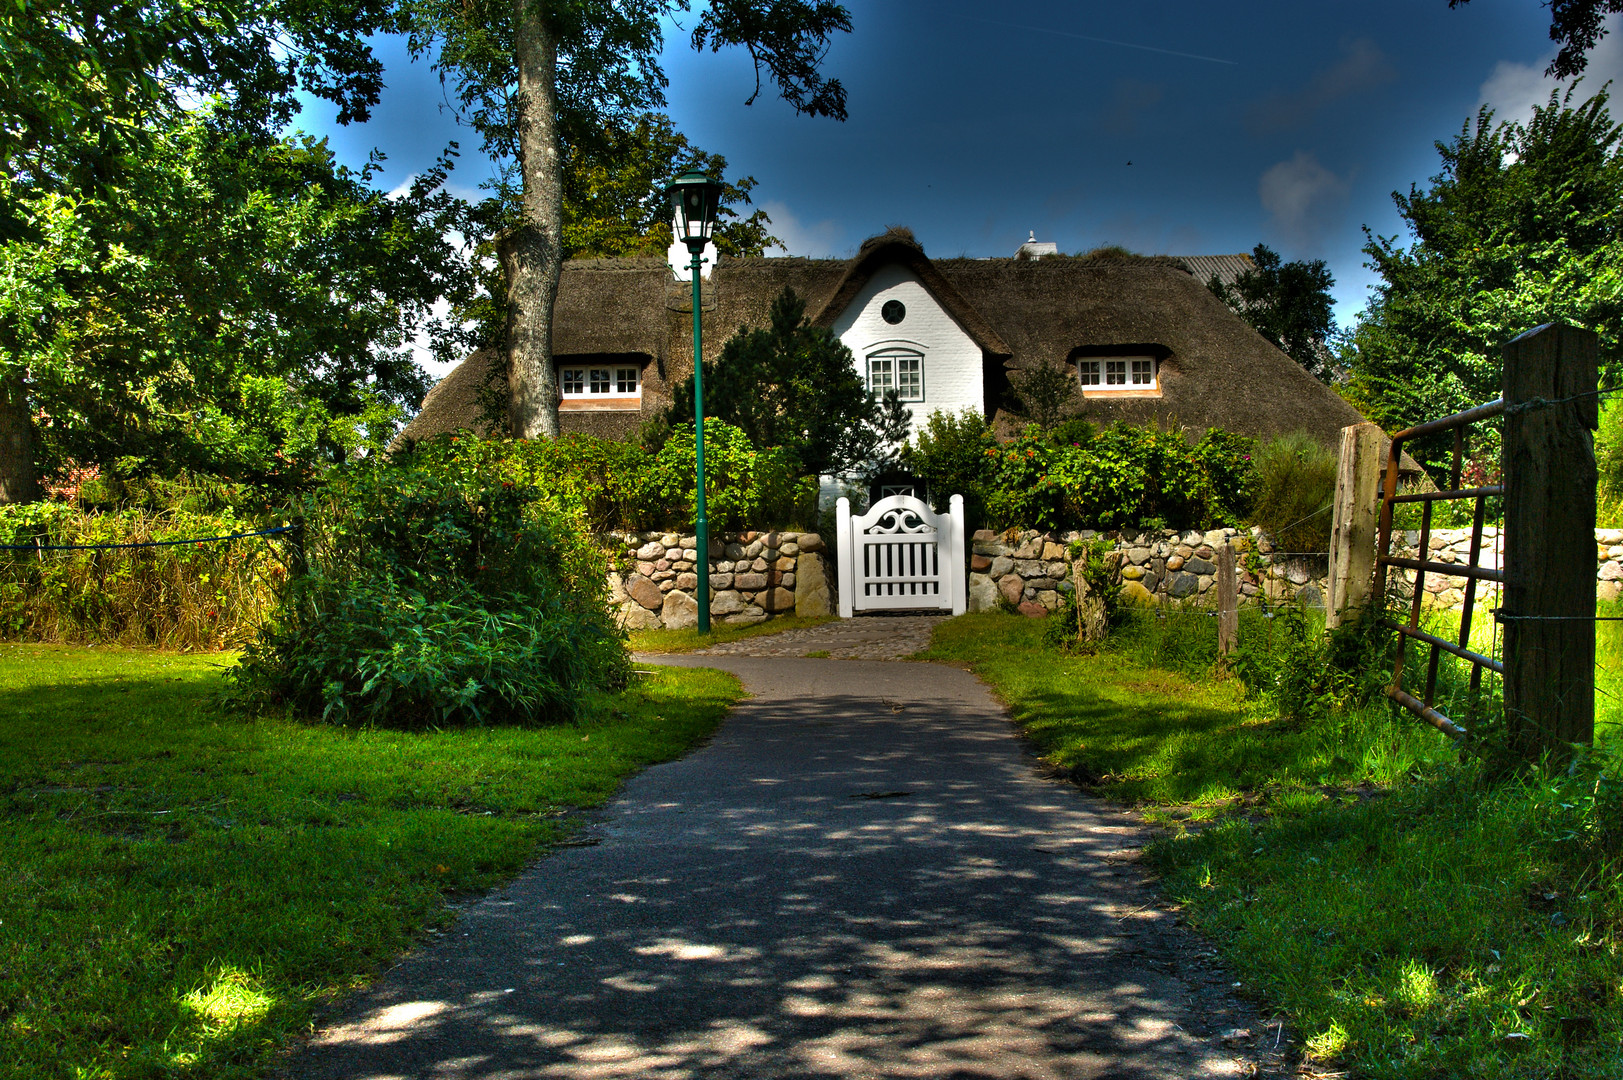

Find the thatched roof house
[[400, 229, 1368, 450]]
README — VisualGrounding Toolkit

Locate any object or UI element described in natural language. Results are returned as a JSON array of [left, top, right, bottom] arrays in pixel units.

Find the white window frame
[[1076, 356, 1158, 392], [559, 363, 642, 399], [867, 349, 924, 402]]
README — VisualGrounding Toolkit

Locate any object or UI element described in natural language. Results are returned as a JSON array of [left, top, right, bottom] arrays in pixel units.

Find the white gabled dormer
[[828, 262, 985, 438]]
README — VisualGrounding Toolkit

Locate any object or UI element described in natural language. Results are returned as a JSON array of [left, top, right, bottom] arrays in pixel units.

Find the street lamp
[[666, 170, 725, 633]]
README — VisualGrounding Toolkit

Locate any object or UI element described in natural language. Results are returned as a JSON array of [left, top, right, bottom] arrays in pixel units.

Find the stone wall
[[966, 527, 1323, 615], [966, 525, 1623, 617], [606, 530, 834, 630]]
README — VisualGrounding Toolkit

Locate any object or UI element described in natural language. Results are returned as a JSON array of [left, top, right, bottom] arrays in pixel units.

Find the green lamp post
[[666, 170, 725, 633]]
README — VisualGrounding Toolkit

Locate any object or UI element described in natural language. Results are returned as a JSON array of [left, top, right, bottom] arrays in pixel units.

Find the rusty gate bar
[[1375, 397, 1507, 738]]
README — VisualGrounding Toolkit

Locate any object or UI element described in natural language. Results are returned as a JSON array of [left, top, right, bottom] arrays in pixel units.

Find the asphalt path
[[294, 654, 1275, 1079]]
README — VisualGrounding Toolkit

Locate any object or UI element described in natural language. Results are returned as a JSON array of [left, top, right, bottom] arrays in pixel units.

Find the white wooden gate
[[836, 494, 966, 617]]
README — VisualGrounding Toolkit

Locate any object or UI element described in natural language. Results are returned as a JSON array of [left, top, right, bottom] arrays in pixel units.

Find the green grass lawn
[[922, 611, 1623, 1079], [0, 644, 740, 1080]]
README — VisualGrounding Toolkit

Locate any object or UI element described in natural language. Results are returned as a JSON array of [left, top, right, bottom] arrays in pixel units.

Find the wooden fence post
[[1326, 422, 1384, 629], [1217, 542, 1238, 655], [1502, 323, 1598, 757]]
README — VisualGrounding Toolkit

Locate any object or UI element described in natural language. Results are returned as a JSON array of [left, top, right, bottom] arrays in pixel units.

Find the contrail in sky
[[945, 13, 1239, 66]]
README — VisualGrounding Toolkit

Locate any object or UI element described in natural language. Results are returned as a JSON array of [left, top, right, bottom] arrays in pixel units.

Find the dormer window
[[558, 357, 643, 410], [1076, 355, 1159, 394]]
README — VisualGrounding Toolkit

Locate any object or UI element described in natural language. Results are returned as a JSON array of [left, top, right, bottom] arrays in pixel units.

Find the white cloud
[[1479, 14, 1623, 125], [1258, 151, 1349, 245], [760, 200, 846, 257]]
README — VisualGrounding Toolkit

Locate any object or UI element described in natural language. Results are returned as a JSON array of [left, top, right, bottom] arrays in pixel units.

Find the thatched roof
[[400, 231, 1373, 451]]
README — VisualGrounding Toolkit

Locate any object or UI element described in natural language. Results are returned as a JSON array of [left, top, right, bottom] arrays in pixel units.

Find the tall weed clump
[[1249, 433, 1336, 552], [234, 439, 629, 728], [0, 501, 285, 649]]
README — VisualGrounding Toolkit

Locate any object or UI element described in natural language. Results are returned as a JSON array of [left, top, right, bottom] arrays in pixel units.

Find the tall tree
[[1346, 86, 1623, 472], [3, 111, 471, 487], [1207, 244, 1338, 382], [1449, 1, 1622, 77], [400, 1, 850, 441], [1, 0, 405, 501]]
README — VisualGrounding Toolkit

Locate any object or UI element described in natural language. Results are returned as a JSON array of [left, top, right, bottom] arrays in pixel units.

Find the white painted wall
[[828, 262, 984, 441]]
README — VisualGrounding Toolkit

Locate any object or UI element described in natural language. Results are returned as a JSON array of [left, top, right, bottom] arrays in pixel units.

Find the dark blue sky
[[293, 2, 1623, 373]]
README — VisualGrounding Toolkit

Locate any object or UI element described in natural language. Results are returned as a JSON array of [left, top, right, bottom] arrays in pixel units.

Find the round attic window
[[881, 299, 906, 325]]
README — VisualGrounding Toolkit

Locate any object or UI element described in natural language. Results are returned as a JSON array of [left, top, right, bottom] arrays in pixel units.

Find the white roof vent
[[1016, 232, 1059, 260]]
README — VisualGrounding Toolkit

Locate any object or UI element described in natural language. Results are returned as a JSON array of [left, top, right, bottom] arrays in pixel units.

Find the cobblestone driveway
[[686, 614, 947, 660]]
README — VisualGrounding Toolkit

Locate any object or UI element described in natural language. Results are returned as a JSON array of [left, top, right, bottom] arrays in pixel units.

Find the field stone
[[625, 575, 663, 611], [997, 574, 1024, 606], [989, 555, 1014, 579], [1196, 574, 1214, 593], [1045, 561, 1068, 578], [607, 572, 627, 604], [1600, 580, 1622, 602], [1127, 547, 1151, 564], [1120, 565, 1145, 581], [1042, 541, 1067, 561], [1017, 600, 1048, 618], [675, 572, 697, 590], [1036, 590, 1060, 611], [1287, 563, 1312, 585], [635, 540, 664, 561], [797, 533, 826, 554], [761, 587, 794, 613], [795, 553, 832, 617], [725, 542, 747, 560], [734, 572, 768, 590], [1184, 557, 1216, 575], [723, 612, 769, 626], [1600, 562, 1623, 582], [618, 602, 660, 630], [655, 559, 671, 572], [780, 541, 799, 557], [662, 590, 698, 629], [968, 573, 998, 612], [1013, 537, 1044, 559], [659, 533, 680, 547], [711, 573, 734, 589], [775, 556, 795, 571], [1167, 572, 1199, 599], [1165, 554, 1185, 571], [744, 540, 765, 559], [1027, 577, 1058, 592], [1014, 559, 1044, 577], [971, 554, 993, 573], [710, 590, 747, 615], [1298, 583, 1325, 609], [682, 548, 698, 562], [1119, 580, 1158, 607], [781, 572, 795, 589], [974, 539, 1012, 557]]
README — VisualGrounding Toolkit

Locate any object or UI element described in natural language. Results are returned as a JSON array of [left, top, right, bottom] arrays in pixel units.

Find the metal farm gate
[[835, 494, 966, 617]]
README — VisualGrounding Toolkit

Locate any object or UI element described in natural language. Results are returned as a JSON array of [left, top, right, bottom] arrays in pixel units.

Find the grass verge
[[921, 610, 1623, 1078], [0, 643, 740, 1080], [628, 613, 835, 653]]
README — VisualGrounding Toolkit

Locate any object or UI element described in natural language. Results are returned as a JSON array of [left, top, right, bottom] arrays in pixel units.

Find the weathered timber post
[[1326, 422, 1385, 629], [1216, 542, 1238, 655], [1502, 323, 1598, 758]]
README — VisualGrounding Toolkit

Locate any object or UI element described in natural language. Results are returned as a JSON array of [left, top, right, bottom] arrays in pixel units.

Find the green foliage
[[666, 287, 911, 477], [0, 500, 284, 649], [561, 112, 777, 259], [234, 445, 629, 728], [1249, 433, 1337, 552], [977, 422, 1258, 533], [1346, 86, 1623, 477], [1, 643, 738, 1080], [4, 109, 471, 487], [1043, 540, 1123, 652], [421, 427, 813, 533], [1008, 360, 1079, 431], [898, 408, 998, 517], [1208, 244, 1338, 381], [1597, 397, 1623, 524], [642, 422, 815, 532]]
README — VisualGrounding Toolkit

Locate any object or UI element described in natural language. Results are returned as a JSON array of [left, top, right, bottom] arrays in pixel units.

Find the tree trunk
[[0, 369, 40, 504], [503, 0, 563, 440]]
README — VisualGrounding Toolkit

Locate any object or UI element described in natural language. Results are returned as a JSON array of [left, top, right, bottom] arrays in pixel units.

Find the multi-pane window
[[1076, 356, 1158, 392], [560, 363, 641, 399], [868, 350, 924, 402]]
